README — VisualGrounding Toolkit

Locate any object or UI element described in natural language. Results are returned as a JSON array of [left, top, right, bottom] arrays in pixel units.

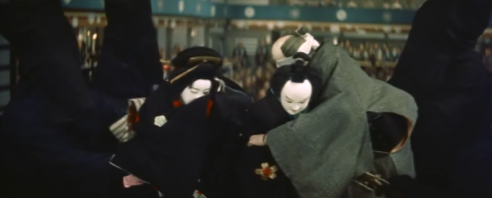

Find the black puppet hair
[[171, 46, 223, 69], [165, 46, 225, 98], [269, 53, 323, 108], [167, 62, 220, 100]]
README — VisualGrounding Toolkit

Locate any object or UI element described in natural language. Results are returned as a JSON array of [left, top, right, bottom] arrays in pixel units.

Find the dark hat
[[171, 47, 223, 70]]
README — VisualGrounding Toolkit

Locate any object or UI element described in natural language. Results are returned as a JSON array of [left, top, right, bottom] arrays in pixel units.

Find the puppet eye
[[190, 88, 199, 94], [203, 91, 210, 95]]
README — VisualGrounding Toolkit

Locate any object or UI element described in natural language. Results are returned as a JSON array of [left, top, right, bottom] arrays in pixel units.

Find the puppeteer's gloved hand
[[247, 134, 267, 146], [123, 174, 145, 188]]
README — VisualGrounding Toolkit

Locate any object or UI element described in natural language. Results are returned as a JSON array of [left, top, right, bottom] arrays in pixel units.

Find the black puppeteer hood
[[410, 0, 492, 53]]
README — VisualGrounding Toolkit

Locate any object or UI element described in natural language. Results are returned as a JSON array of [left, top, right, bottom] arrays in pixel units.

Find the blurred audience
[[156, 33, 490, 100], [383, 0, 391, 8], [255, 39, 270, 68], [232, 42, 250, 69], [391, 0, 403, 9], [362, 0, 375, 8], [338, 39, 405, 81], [284, 0, 425, 9], [406, 0, 421, 9], [347, 0, 358, 8]]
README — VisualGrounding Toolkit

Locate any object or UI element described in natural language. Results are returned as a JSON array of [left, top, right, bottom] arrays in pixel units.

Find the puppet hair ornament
[[214, 77, 226, 92], [271, 26, 320, 68]]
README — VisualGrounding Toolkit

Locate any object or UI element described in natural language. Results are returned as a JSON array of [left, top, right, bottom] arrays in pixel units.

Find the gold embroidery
[[255, 163, 278, 180]]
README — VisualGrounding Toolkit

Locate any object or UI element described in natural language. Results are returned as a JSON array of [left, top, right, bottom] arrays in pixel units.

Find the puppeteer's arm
[[389, 0, 454, 100], [0, 1, 95, 118], [10, 121, 126, 194]]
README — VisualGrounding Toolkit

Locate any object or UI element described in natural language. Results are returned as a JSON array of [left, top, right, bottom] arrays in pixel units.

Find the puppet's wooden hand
[[248, 134, 267, 146], [123, 174, 145, 188]]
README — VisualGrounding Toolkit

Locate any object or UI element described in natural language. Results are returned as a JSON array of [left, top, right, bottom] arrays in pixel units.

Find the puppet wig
[[271, 26, 320, 67]]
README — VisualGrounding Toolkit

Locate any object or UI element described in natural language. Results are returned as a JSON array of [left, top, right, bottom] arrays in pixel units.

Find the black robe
[[387, 0, 492, 197], [234, 93, 300, 198], [112, 86, 252, 198], [112, 96, 213, 198], [0, 1, 161, 197]]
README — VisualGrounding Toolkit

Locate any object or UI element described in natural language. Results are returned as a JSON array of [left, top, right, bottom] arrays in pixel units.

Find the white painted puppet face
[[180, 79, 212, 105], [280, 80, 313, 115]]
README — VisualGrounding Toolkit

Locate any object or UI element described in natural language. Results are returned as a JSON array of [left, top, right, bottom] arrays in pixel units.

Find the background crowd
[[163, 35, 492, 101]]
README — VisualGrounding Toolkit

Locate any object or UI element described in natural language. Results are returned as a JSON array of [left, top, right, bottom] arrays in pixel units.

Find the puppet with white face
[[109, 61, 219, 142], [279, 79, 312, 115], [111, 47, 253, 198], [258, 25, 418, 198], [234, 58, 322, 198], [180, 79, 212, 105]]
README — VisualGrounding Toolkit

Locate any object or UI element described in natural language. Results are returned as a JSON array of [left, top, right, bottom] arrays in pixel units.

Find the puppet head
[[271, 26, 320, 67], [168, 61, 219, 105], [269, 53, 322, 115], [168, 47, 225, 105], [179, 79, 212, 105]]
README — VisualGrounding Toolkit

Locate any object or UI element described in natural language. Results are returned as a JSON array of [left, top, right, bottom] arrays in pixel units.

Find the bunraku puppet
[[256, 26, 418, 198], [109, 47, 252, 198], [234, 53, 323, 198]]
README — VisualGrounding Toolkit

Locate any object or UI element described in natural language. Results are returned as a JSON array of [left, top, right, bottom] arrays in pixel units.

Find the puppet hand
[[247, 134, 267, 146], [123, 174, 145, 188]]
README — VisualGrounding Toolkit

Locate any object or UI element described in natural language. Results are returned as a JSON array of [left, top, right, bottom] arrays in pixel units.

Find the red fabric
[[135, 113, 140, 123], [173, 100, 182, 108], [206, 100, 213, 117]]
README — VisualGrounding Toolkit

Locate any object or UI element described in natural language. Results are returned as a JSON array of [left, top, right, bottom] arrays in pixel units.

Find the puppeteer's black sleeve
[[388, 0, 455, 100], [92, 0, 163, 100], [387, 0, 492, 197], [0, 0, 95, 119], [0, 99, 126, 197]]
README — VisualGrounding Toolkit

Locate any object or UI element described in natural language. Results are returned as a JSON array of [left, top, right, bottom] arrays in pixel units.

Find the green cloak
[[267, 43, 418, 198]]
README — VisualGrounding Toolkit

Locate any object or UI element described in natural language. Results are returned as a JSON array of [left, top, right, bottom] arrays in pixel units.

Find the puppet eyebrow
[[285, 96, 310, 102]]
